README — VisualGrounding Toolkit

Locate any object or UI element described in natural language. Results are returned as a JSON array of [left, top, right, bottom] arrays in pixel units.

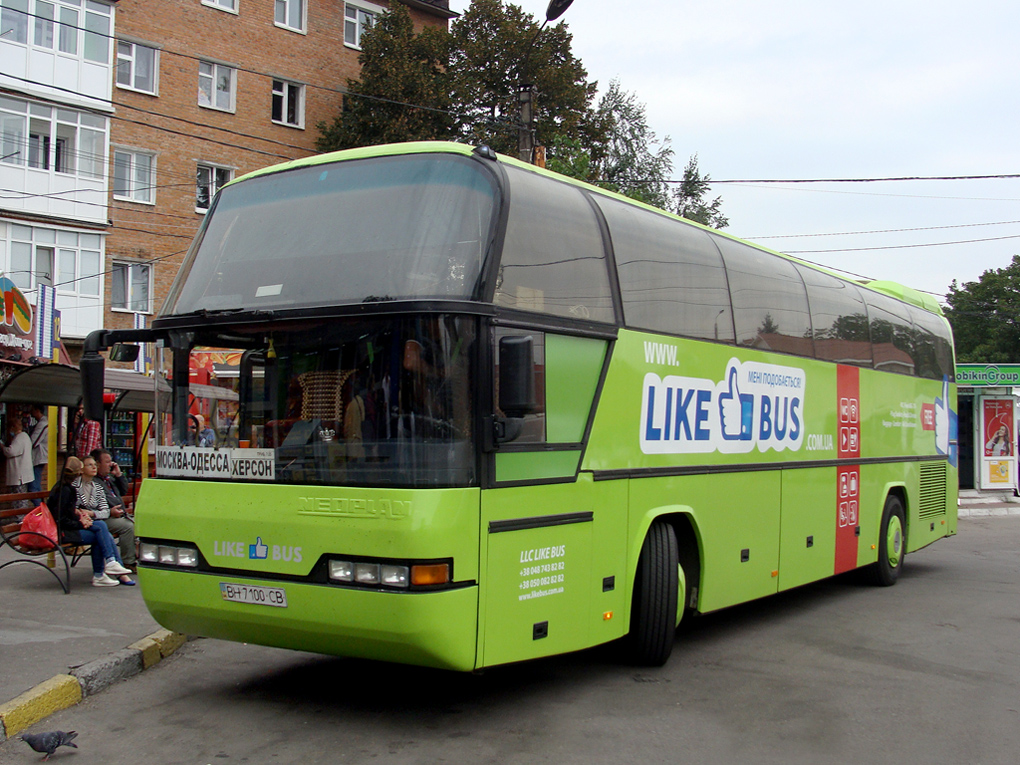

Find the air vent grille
[[918, 461, 947, 518]]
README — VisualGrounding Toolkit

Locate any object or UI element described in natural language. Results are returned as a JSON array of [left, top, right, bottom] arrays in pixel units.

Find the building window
[[1, 0, 29, 45], [344, 2, 379, 48], [198, 61, 235, 112], [0, 96, 106, 178], [113, 149, 156, 203], [196, 163, 232, 212], [82, 0, 111, 63], [116, 41, 158, 94], [5, 224, 101, 296], [111, 261, 151, 313], [274, 0, 304, 31], [0, 0, 104, 55], [271, 80, 303, 128], [201, 0, 237, 11]]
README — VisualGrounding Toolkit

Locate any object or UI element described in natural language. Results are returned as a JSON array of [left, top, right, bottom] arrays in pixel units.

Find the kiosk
[[956, 363, 1020, 493]]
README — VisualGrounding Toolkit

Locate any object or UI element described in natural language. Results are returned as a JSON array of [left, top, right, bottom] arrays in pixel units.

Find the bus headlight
[[139, 542, 159, 563], [355, 562, 380, 585], [140, 542, 199, 568], [380, 564, 409, 588], [327, 559, 422, 589], [328, 560, 354, 582]]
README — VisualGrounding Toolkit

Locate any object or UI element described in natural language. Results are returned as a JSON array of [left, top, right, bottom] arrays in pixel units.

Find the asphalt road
[[3, 516, 1018, 765]]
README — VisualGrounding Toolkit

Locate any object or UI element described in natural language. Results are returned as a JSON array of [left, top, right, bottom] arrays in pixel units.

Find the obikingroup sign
[[956, 364, 1020, 387]]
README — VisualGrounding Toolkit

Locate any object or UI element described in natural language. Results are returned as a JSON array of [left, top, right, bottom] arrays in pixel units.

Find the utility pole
[[518, 0, 574, 166]]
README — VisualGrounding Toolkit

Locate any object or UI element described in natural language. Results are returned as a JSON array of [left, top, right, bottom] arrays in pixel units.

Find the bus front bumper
[[140, 567, 480, 671]]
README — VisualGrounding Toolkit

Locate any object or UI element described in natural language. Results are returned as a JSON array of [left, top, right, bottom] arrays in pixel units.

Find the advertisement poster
[[983, 399, 1014, 457], [980, 397, 1016, 490]]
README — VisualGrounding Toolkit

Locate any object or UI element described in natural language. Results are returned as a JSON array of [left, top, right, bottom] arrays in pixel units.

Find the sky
[[447, 0, 1020, 303]]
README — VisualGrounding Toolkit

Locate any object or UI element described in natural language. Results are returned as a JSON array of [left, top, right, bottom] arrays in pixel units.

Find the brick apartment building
[[0, 0, 453, 365], [105, 0, 454, 340]]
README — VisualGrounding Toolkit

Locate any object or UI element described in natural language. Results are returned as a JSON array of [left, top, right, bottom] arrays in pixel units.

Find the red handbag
[[18, 505, 58, 551]]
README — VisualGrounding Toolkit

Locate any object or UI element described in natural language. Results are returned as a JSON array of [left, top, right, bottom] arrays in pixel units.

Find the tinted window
[[908, 306, 955, 381], [496, 166, 614, 322], [167, 154, 498, 314], [595, 196, 733, 342], [864, 290, 917, 376], [715, 237, 812, 356], [796, 264, 872, 367]]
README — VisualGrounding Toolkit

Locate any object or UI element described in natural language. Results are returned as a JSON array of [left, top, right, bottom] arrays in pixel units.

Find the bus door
[[478, 330, 615, 667]]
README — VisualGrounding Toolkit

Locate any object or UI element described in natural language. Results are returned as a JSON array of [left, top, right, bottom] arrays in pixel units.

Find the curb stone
[[0, 630, 189, 742]]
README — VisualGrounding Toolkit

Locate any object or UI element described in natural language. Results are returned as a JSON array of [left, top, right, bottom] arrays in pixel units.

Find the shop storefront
[[956, 364, 1020, 493]]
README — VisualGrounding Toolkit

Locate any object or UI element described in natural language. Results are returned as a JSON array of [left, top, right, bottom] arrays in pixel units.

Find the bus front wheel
[[628, 520, 679, 666], [868, 495, 906, 586]]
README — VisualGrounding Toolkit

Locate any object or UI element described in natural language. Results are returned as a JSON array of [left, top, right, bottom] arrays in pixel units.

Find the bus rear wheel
[[868, 495, 906, 586], [628, 520, 679, 666]]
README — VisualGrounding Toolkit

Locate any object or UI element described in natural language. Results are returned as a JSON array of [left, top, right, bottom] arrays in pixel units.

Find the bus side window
[[865, 291, 918, 377], [715, 237, 813, 356], [797, 264, 873, 368], [496, 166, 614, 323], [908, 305, 955, 381], [494, 328, 546, 443], [594, 195, 733, 342]]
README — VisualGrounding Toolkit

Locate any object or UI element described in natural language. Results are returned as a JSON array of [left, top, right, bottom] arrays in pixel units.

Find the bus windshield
[[166, 154, 499, 315], [155, 314, 477, 488]]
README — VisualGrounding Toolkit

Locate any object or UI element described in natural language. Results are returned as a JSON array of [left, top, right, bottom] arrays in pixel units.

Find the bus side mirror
[[80, 351, 105, 421], [109, 343, 139, 363], [499, 335, 537, 418]]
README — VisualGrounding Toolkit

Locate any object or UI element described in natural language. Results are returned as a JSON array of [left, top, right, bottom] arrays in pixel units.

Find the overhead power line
[[711, 173, 1020, 184], [784, 233, 1020, 254], [750, 219, 1020, 240]]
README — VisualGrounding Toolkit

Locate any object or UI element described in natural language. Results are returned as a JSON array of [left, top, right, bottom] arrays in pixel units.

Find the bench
[[0, 492, 72, 594]]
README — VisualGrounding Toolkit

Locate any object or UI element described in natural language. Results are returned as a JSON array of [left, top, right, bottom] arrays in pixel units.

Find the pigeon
[[18, 730, 78, 761]]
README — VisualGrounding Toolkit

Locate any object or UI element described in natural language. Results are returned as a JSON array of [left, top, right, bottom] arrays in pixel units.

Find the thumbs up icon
[[719, 367, 754, 441], [249, 537, 269, 560], [934, 375, 958, 467]]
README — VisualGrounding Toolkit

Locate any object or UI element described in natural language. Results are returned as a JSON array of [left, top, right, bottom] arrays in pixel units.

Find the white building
[[0, 0, 115, 342]]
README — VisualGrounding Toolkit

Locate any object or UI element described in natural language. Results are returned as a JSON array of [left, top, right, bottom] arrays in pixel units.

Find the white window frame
[[274, 0, 305, 32], [344, 0, 382, 49], [110, 260, 152, 314], [271, 79, 304, 128], [198, 60, 236, 112], [0, 0, 109, 58], [4, 224, 102, 297], [116, 40, 159, 95], [0, 96, 107, 180], [201, 0, 237, 13], [112, 148, 156, 204], [196, 162, 233, 213]]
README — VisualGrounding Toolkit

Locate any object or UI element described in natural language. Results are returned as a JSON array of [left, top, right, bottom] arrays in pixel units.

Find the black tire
[[867, 495, 906, 586], [628, 520, 679, 666]]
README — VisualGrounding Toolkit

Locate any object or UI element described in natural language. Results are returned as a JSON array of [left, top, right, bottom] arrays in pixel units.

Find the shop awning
[[0, 364, 170, 413]]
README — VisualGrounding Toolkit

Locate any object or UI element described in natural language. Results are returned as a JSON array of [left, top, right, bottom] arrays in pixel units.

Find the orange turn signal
[[411, 563, 450, 586], [603, 611, 613, 621]]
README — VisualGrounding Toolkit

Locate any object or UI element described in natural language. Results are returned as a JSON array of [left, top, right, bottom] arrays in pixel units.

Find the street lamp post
[[518, 0, 575, 165]]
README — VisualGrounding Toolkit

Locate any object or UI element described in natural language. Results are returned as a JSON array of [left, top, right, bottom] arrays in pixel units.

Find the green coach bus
[[82, 141, 958, 670]]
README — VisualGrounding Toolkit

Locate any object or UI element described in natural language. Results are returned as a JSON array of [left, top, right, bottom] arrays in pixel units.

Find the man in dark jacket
[[90, 448, 136, 570]]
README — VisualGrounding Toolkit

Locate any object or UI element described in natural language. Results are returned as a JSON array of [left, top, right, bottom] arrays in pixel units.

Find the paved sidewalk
[[957, 488, 1020, 517], [0, 490, 1015, 741], [0, 547, 184, 741]]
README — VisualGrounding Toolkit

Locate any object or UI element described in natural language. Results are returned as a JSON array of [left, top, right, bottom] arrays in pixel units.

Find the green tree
[[671, 154, 729, 229], [547, 82, 728, 227], [943, 255, 1020, 362], [446, 0, 600, 155], [588, 79, 673, 209], [317, 3, 451, 152]]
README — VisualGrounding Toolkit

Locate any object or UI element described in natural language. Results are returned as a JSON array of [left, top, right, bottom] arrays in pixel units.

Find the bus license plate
[[220, 582, 288, 608]]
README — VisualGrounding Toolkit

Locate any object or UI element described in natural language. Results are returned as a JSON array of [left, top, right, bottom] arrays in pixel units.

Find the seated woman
[[50, 456, 134, 587]]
